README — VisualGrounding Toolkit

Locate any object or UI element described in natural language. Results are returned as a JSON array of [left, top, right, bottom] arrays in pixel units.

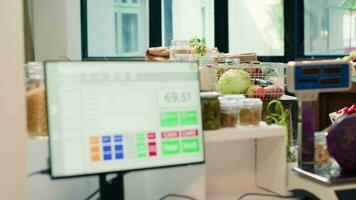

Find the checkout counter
[[27, 60, 356, 200]]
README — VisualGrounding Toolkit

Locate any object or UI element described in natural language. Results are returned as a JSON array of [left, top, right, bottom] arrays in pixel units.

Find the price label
[[158, 89, 197, 107]]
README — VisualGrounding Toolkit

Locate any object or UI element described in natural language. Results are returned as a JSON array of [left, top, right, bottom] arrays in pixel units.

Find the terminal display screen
[[45, 61, 204, 177]]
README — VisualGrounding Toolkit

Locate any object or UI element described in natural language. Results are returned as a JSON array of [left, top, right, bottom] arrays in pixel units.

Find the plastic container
[[170, 40, 191, 61], [25, 62, 48, 136], [238, 98, 262, 126], [201, 92, 221, 130], [314, 132, 332, 170], [220, 99, 238, 127]]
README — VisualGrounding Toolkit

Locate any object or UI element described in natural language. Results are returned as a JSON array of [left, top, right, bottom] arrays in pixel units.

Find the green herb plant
[[265, 100, 297, 162], [189, 37, 207, 56]]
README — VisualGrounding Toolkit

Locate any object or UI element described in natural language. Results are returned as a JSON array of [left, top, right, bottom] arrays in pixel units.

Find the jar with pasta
[[25, 62, 47, 136]]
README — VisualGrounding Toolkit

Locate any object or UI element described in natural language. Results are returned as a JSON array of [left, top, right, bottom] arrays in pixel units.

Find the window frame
[[81, 0, 159, 60], [81, 0, 353, 61]]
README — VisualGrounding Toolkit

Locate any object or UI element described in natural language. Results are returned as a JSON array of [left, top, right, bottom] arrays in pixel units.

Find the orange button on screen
[[91, 155, 100, 162], [90, 146, 100, 153], [90, 136, 99, 144]]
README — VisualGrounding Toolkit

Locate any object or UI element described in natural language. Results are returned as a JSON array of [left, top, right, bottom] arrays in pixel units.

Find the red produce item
[[254, 86, 266, 99], [347, 107, 355, 115]]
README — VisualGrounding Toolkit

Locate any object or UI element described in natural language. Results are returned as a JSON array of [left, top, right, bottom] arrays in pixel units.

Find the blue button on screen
[[114, 135, 123, 142], [104, 154, 112, 160], [115, 145, 123, 151], [102, 136, 111, 143], [103, 146, 112, 152], [115, 154, 124, 159]]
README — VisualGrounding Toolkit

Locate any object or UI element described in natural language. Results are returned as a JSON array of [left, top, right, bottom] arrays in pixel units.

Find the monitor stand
[[99, 172, 126, 200]]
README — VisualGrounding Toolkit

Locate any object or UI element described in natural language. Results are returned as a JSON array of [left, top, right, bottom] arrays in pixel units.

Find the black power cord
[[83, 188, 100, 200], [27, 169, 51, 177], [158, 194, 198, 200], [237, 192, 296, 200]]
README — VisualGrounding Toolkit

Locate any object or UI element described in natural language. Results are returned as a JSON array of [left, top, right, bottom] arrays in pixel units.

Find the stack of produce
[[215, 64, 285, 99]]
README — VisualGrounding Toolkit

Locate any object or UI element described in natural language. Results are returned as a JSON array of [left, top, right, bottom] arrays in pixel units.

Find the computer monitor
[[45, 61, 205, 178]]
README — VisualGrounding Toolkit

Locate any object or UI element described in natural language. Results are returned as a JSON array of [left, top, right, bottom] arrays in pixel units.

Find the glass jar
[[25, 62, 48, 136], [201, 92, 221, 130], [314, 132, 332, 170], [222, 95, 245, 122], [170, 40, 192, 61], [220, 99, 238, 127], [199, 56, 218, 92], [238, 98, 262, 126]]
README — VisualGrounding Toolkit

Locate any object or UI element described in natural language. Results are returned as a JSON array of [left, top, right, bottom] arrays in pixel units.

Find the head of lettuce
[[216, 69, 252, 94]]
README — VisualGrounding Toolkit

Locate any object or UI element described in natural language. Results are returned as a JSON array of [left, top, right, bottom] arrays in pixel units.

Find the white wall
[[229, 0, 284, 55], [172, 0, 202, 41], [171, 0, 214, 47], [32, 0, 81, 61], [87, 0, 116, 57], [0, 0, 27, 199]]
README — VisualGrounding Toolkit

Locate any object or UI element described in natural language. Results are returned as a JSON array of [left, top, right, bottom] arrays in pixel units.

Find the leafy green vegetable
[[190, 37, 207, 56], [216, 69, 252, 94], [265, 100, 296, 162], [343, 51, 356, 62]]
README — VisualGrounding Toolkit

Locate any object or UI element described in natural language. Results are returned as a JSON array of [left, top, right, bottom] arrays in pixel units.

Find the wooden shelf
[[204, 122, 285, 143]]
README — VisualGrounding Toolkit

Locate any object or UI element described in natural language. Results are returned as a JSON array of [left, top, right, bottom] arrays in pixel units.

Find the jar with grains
[[201, 92, 221, 130], [239, 98, 262, 126], [25, 62, 47, 136], [220, 99, 238, 127]]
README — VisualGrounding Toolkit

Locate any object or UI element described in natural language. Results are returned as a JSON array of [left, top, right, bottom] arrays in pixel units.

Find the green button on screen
[[137, 143, 147, 158], [136, 133, 146, 141], [162, 140, 180, 155], [180, 111, 198, 125], [182, 138, 200, 153], [160, 112, 179, 127]]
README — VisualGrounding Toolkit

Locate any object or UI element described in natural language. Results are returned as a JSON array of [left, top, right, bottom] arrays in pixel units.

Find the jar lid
[[220, 99, 238, 112], [25, 62, 43, 68], [222, 94, 245, 101], [240, 98, 262, 106], [200, 92, 220, 99]]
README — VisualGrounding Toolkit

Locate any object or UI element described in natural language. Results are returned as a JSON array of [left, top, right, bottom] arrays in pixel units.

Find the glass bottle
[[25, 62, 48, 136]]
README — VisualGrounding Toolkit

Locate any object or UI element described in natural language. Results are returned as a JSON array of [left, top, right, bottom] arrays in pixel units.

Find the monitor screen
[[45, 61, 205, 178]]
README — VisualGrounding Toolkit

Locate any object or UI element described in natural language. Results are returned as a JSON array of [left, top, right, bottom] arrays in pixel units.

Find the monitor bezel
[[44, 60, 206, 179]]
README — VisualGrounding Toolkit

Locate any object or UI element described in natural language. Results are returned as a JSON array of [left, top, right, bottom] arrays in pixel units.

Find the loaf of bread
[[145, 47, 170, 61]]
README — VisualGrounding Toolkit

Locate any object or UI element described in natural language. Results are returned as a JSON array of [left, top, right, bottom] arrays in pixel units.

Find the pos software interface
[[45, 61, 205, 178]]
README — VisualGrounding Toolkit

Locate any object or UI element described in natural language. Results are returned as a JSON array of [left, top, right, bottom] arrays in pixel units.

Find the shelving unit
[[27, 123, 288, 200], [205, 122, 285, 143], [204, 123, 288, 200]]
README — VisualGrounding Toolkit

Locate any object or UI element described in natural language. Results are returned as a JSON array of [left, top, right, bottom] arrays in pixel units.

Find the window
[[304, 0, 356, 55], [86, 0, 149, 57], [162, 0, 215, 47], [228, 0, 284, 56], [121, 13, 139, 54]]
